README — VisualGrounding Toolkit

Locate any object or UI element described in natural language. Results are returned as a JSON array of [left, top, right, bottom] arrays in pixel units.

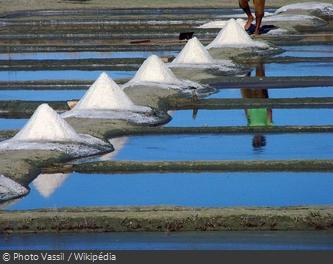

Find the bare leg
[[239, 0, 254, 30], [253, 0, 265, 35]]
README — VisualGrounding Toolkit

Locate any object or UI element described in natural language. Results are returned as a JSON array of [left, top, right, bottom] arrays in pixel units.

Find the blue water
[[0, 90, 85, 101], [1, 232, 333, 250], [2, 87, 331, 101], [166, 109, 333, 127], [98, 133, 333, 161], [6, 172, 333, 210], [209, 87, 333, 99], [0, 118, 27, 129], [0, 70, 134, 81], [278, 45, 333, 58], [264, 62, 333, 77], [0, 51, 178, 61]]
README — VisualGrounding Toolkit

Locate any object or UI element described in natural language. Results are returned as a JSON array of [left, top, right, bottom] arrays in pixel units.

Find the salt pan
[[206, 19, 269, 49]]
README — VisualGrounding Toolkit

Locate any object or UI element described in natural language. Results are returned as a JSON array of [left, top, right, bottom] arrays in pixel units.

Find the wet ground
[[0, 5, 333, 247]]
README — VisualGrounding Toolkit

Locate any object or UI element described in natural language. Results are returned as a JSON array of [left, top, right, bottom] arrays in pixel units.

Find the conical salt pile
[[12, 104, 81, 142], [207, 18, 268, 49], [0, 104, 111, 156], [33, 173, 69, 198], [172, 37, 214, 64], [73, 72, 150, 113], [124, 55, 183, 87]]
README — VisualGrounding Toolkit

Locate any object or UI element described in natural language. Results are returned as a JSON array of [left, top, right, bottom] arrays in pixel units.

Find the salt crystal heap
[[62, 72, 160, 124], [123, 55, 202, 90], [206, 18, 269, 49], [71, 72, 149, 113], [0, 104, 110, 156], [13, 104, 81, 142], [170, 37, 234, 70]]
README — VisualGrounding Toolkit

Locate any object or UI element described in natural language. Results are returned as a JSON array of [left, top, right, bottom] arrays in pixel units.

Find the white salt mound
[[170, 37, 235, 70], [172, 37, 215, 64], [275, 2, 333, 16], [72, 72, 150, 113], [62, 72, 162, 123], [206, 18, 269, 49], [123, 55, 203, 90], [13, 104, 81, 142], [125, 55, 183, 85], [0, 104, 110, 156], [33, 173, 69, 198], [0, 174, 28, 201]]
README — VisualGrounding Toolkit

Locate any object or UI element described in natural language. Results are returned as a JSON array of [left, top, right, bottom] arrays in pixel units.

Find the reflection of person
[[241, 63, 272, 127], [241, 63, 272, 148], [239, 0, 265, 35]]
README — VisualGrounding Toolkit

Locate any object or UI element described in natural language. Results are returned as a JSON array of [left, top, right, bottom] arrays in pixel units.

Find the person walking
[[239, 0, 265, 35]]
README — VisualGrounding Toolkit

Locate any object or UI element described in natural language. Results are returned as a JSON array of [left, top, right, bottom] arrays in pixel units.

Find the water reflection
[[243, 63, 272, 149], [0, 197, 22, 210], [32, 173, 70, 198], [6, 172, 333, 210], [80, 134, 333, 161], [72, 136, 128, 164]]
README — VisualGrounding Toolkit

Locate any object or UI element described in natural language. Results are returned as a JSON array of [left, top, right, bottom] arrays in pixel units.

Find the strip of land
[[1, 125, 333, 142], [1, 206, 333, 233], [1, 57, 332, 71], [1, 97, 333, 118], [42, 160, 333, 174], [1, 77, 332, 90]]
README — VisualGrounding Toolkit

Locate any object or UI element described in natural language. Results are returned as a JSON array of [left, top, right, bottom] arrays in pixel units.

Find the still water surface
[[4, 172, 333, 210], [1, 231, 333, 250]]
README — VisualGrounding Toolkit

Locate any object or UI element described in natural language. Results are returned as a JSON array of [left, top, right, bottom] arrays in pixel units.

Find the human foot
[[244, 15, 254, 30], [254, 26, 263, 36]]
